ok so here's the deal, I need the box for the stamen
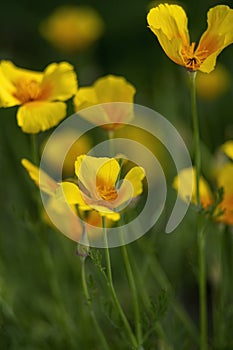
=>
[97,185,118,202]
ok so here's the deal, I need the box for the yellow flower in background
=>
[21,158,83,241]
[215,163,233,225]
[41,129,92,178]
[220,140,233,160]
[0,61,78,133]
[196,64,230,100]
[173,158,233,225]
[21,158,59,195]
[73,75,136,130]
[60,155,145,221]
[173,167,212,208]
[39,6,104,53]
[147,4,233,73]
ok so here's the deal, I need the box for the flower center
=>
[97,184,118,202]
[182,42,208,71]
[13,78,42,103]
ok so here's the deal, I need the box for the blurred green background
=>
[1,0,233,349]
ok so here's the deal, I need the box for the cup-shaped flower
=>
[60,155,145,221]
[0,61,78,133]
[21,158,83,241]
[39,6,104,53]
[73,75,136,130]
[173,167,212,208]
[147,4,233,73]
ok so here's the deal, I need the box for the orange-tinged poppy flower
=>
[73,75,136,130]
[147,4,233,73]
[60,155,145,221]
[0,61,78,133]
[39,6,104,53]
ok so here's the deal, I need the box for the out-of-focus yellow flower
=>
[173,167,212,208]
[196,64,230,100]
[147,4,233,73]
[215,163,233,225]
[0,61,78,133]
[220,140,233,160]
[41,129,92,177]
[173,160,233,225]
[73,75,136,130]
[21,158,59,195]
[115,124,168,183]
[21,158,83,241]
[60,155,145,221]
[39,6,104,53]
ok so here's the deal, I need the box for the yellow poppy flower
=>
[73,75,136,130]
[21,158,83,241]
[60,155,145,221]
[39,6,104,53]
[0,61,78,133]
[147,4,233,73]
[173,167,212,208]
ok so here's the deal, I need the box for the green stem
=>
[189,71,208,350]
[132,217,199,343]
[156,259,199,342]
[189,71,201,206]
[30,134,39,165]
[108,130,115,157]
[121,239,143,347]
[197,219,208,350]
[81,257,110,350]
[215,225,233,346]
[102,217,138,349]
[38,230,76,348]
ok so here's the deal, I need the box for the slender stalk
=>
[148,253,199,342]
[215,225,233,346]
[81,257,110,350]
[38,229,76,348]
[197,220,208,350]
[189,71,208,350]
[102,217,138,349]
[120,237,143,347]
[30,134,39,165]
[131,217,199,342]
[108,130,115,157]
[189,72,200,205]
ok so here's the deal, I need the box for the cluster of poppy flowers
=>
[0,2,233,241]
[0,58,143,241]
